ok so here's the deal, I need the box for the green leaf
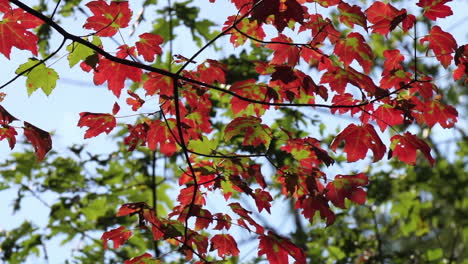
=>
[188,135,218,155]
[427,248,443,261]
[66,37,102,67]
[15,58,59,96]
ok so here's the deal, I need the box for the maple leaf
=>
[420,26,457,68]
[229,79,270,116]
[196,59,226,85]
[93,45,142,97]
[265,34,300,67]
[365,2,414,35]
[337,2,367,30]
[23,121,52,161]
[124,123,148,151]
[296,194,335,225]
[330,124,386,162]
[224,116,272,147]
[0,126,17,149]
[67,37,102,68]
[124,253,159,264]
[77,112,116,139]
[414,99,458,128]
[126,90,145,111]
[212,213,232,231]
[116,202,149,217]
[325,173,368,209]
[15,58,59,96]
[453,45,468,83]
[146,119,178,156]
[229,202,265,234]
[383,49,405,71]
[83,0,132,37]
[0,8,43,58]
[143,72,173,97]
[258,231,306,264]
[210,234,240,258]
[334,32,373,74]
[390,132,435,166]
[136,33,164,62]
[417,0,453,21]
[254,188,273,213]
[0,105,17,125]
[223,16,265,47]
[101,226,132,250]
[373,104,405,131]
[252,0,305,32]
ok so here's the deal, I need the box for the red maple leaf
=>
[146,119,178,156]
[101,226,132,250]
[252,0,305,32]
[224,116,272,147]
[136,33,164,62]
[210,234,240,258]
[258,231,306,264]
[296,194,335,226]
[390,132,435,166]
[116,202,148,217]
[420,26,457,68]
[83,0,132,37]
[229,202,265,234]
[417,0,453,21]
[334,32,373,74]
[373,104,405,131]
[325,173,368,209]
[93,45,143,97]
[254,188,273,213]
[365,2,415,35]
[23,122,52,161]
[266,34,300,67]
[454,45,468,83]
[337,2,367,30]
[124,123,148,151]
[0,8,43,58]
[196,59,226,85]
[126,90,145,111]
[143,72,173,97]
[0,105,17,125]
[77,112,116,139]
[414,99,458,128]
[223,16,265,47]
[383,49,405,71]
[330,124,386,162]
[229,79,270,116]
[0,126,17,149]
[124,253,154,264]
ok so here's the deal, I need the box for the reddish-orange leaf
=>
[420,26,457,68]
[83,0,132,37]
[197,59,226,85]
[229,202,264,234]
[383,49,405,71]
[417,0,453,21]
[223,16,265,47]
[124,253,158,264]
[93,46,142,97]
[453,45,467,83]
[212,213,232,231]
[143,72,173,97]
[0,8,43,58]
[265,34,300,67]
[77,112,116,139]
[0,0,10,12]
[390,132,435,166]
[177,186,205,206]
[194,208,212,231]
[124,123,148,151]
[23,122,52,161]
[325,173,368,209]
[224,116,272,147]
[136,33,164,62]
[229,79,270,116]
[258,231,306,264]
[334,32,373,74]
[365,2,414,35]
[337,2,367,30]
[296,194,335,226]
[101,226,132,250]
[254,188,273,213]
[116,202,148,217]
[373,104,405,131]
[146,119,177,156]
[0,126,17,149]
[330,124,386,162]
[210,234,240,258]
[126,90,145,111]
[414,99,458,128]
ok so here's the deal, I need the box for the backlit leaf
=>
[15,58,59,96]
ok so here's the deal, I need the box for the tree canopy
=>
[0,0,466,263]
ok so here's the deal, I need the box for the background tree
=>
[0,0,466,263]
